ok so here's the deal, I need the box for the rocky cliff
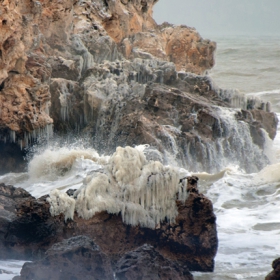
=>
[0,0,277,175]
[0,0,215,141]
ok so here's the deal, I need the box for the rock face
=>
[265,257,280,280]
[0,0,53,140]
[92,79,277,173]
[0,0,277,175]
[16,235,114,280]
[0,177,217,272]
[115,244,193,280]
[0,0,215,142]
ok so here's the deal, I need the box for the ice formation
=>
[47,189,76,221]
[48,146,189,228]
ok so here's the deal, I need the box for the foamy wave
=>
[28,147,106,180]
[254,162,280,184]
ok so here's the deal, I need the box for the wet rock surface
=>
[92,81,277,173]
[0,177,217,273]
[265,257,280,280]
[115,244,193,280]
[15,235,114,280]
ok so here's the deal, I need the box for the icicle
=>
[10,130,16,143]
[46,146,183,228]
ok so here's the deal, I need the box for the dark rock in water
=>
[15,235,114,280]
[66,189,77,197]
[265,257,280,280]
[0,178,217,272]
[63,177,217,272]
[115,244,193,280]
[0,183,59,260]
[0,183,33,257]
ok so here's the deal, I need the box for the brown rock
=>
[123,23,216,74]
[250,109,278,140]
[0,0,216,149]
[0,0,53,143]
[265,257,280,280]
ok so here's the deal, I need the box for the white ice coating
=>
[48,146,188,228]
[10,130,16,143]
[218,88,248,109]
[47,189,75,221]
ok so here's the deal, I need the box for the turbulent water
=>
[1,36,280,279]
[193,35,280,279]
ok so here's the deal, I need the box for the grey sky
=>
[153,0,280,38]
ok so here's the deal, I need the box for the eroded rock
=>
[0,0,216,148]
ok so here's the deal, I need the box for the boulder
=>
[0,183,59,259]
[265,257,280,280]
[15,235,114,280]
[115,244,193,280]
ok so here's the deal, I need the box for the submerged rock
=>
[115,244,193,280]
[265,257,280,280]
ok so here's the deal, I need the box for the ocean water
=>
[193,35,280,279]
[1,36,280,279]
